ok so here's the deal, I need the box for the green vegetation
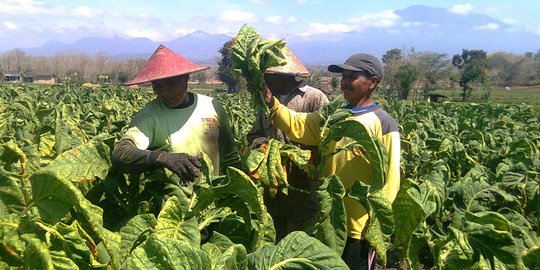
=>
[0,83,538,269]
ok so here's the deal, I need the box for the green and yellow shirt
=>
[121,92,239,174]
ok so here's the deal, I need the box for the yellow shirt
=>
[268,97,401,239]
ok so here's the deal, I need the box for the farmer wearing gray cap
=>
[252,53,401,270]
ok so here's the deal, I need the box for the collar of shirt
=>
[343,103,379,115]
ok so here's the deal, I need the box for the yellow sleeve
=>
[381,131,401,202]
[268,97,322,146]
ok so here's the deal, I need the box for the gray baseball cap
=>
[328,53,383,79]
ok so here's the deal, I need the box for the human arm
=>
[267,97,322,146]
[380,130,401,202]
[247,83,321,146]
[112,139,202,184]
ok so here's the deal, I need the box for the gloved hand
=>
[155,152,202,185]
[250,137,269,149]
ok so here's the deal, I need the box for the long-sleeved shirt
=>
[268,97,401,239]
[112,92,240,175]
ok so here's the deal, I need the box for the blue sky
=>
[1,0,539,49]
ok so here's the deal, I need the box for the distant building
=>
[2,70,21,82]
[22,69,57,84]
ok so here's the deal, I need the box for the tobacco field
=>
[0,83,538,269]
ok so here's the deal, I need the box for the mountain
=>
[15,5,540,65]
[24,31,231,64]
[289,5,540,65]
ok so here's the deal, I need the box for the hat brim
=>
[328,64,365,73]
[124,66,208,86]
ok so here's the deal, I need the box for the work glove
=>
[250,137,269,149]
[155,152,202,185]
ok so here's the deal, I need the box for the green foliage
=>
[1,82,538,269]
[230,25,287,116]
[395,63,419,100]
[452,49,488,101]
[387,99,539,269]
[217,39,240,93]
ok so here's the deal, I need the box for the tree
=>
[381,48,404,97]
[217,39,239,92]
[330,76,339,90]
[192,70,207,84]
[452,49,487,101]
[395,63,419,100]
[416,52,450,97]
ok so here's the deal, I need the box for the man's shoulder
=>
[373,107,398,134]
[193,92,213,102]
[300,84,326,95]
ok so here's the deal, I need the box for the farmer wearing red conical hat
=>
[247,45,329,241]
[113,45,240,197]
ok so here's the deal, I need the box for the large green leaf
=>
[348,180,394,266]
[44,140,111,184]
[213,244,248,270]
[437,211,527,270]
[29,170,121,268]
[122,234,211,270]
[119,214,157,261]
[193,167,273,251]
[523,247,540,270]
[306,175,347,255]
[246,231,348,269]
[230,25,286,116]
[51,221,105,268]
[0,168,26,214]
[320,120,388,190]
[450,177,519,213]
[156,196,200,247]
[21,234,78,270]
[30,171,80,223]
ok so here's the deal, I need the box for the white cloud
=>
[220,10,257,23]
[3,21,18,30]
[300,10,399,36]
[0,0,65,15]
[125,28,165,41]
[449,4,474,15]
[349,10,400,28]
[297,0,306,4]
[174,28,197,36]
[266,16,297,25]
[474,23,500,31]
[300,23,354,36]
[502,18,516,25]
[72,6,103,18]
[216,27,233,35]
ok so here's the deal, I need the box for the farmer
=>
[112,45,240,201]
[247,45,329,241]
[250,53,400,270]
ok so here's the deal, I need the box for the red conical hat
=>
[264,45,309,77]
[125,45,209,85]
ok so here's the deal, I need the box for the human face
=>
[152,75,189,108]
[340,70,378,107]
[264,73,297,95]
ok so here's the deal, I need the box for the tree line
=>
[2,44,540,101]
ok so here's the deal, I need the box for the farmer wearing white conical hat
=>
[247,45,329,242]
